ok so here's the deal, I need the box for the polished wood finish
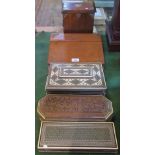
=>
[50,33,101,41]
[62,1,95,13]
[62,2,96,33]
[48,33,104,64]
[106,0,120,51]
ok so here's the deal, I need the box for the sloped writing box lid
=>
[48,33,104,64]
[45,62,107,92]
[62,2,96,14]
[38,121,118,153]
[37,94,113,121]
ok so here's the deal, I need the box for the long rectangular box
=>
[48,33,104,64]
[38,121,118,153]
[45,63,107,95]
[37,94,113,121]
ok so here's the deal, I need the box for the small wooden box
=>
[37,94,113,121]
[38,121,118,153]
[48,33,104,64]
[62,1,96,33]
[45,62,107,94]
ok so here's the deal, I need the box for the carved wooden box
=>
[48,33,104,64]
[62,1,96,33]
[45,63,107,94]
[37,94,113,121]
[38,121,118,153]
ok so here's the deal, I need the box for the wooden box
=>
[45,62,107,94]
[37,94,113,121]
[38,121,118,153]
[48,33,104,64]
[62,1,96,33]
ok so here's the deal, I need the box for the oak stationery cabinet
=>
[62,1,96,33]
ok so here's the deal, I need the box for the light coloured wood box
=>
[48,33,104,64]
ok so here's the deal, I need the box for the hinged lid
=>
[62,2,96,14]
[37,94,113,121]
[38,121,118,153]
[48,33,104,64]
[45,63,107,93]
[50,33,102,42]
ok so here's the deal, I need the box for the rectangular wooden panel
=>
[37,94,113,121]
[38,122,118,153]
[50,33,102,42]
[45,63,107,94]
[48,33,104,64]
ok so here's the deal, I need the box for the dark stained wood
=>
[48,33,104,64]
[106,0,120,51]
[37,94,113,121]
[62,2,95,13]
[62,1,96,33]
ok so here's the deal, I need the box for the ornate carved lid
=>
[37,94,113,121]
[45,63,107,92]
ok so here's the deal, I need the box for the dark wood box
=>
[48,33,104,64]
[62,1,96,33]
[45,62,107,95]
[38,121,118,153]
[37,94,113,121]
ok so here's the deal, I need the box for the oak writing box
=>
[48,33,104,64]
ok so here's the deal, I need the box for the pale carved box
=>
[37,94,113,121]
[38,121,118,153]
[45,63,107,94]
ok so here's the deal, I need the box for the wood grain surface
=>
[48,33,104,63]
[35,0,62,27]
[62,1,95,33]
[62,2,95,13]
